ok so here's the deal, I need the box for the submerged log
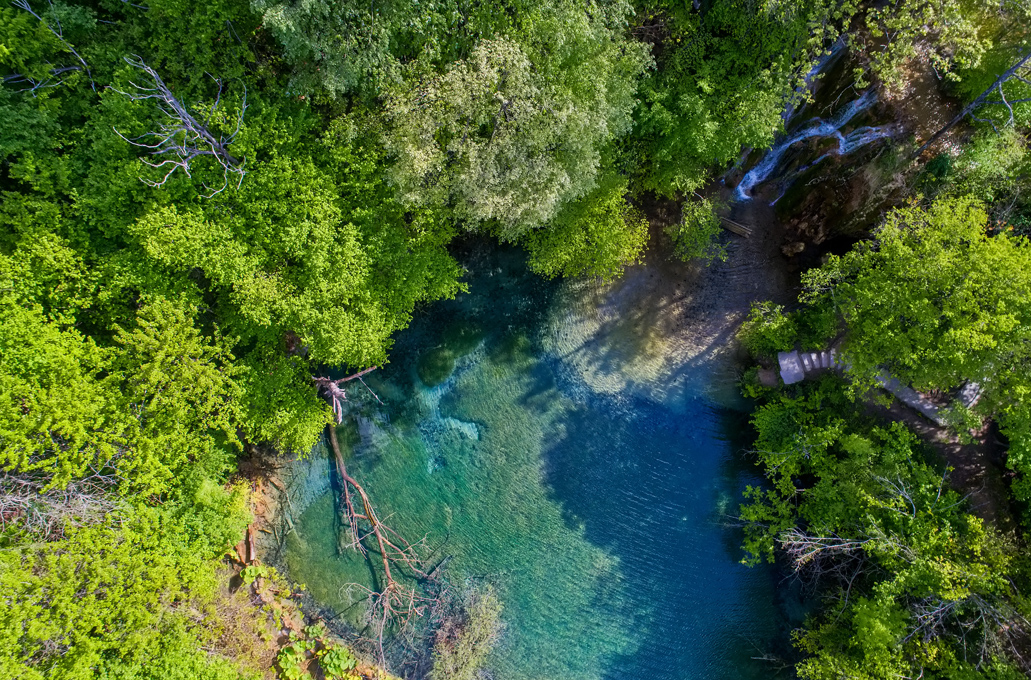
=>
[325,422,435,665]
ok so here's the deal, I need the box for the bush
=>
[665,196,726,264]
[737,301,798,358]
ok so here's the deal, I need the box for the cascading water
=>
[735,89,894,202]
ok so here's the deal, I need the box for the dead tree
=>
[0,471,119,540]
[904,594,1031,673]
[314,368,435,666]
[111,56,246,197]
[313,367,382,424]
[10,0,94,92]
[913,47,1031,158]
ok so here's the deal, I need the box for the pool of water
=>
[283,241,792,680]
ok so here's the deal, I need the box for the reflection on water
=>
[284,242,790,680]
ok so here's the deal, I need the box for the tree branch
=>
[111,56,246,197]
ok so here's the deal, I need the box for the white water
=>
[735,89,893,202]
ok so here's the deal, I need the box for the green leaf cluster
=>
[802,197,1031,496]
[742,377,1029,678]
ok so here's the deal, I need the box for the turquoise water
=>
[284,243,790,680]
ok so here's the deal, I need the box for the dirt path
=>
[864,398,1016,534]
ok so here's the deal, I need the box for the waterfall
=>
[735,89,894,202]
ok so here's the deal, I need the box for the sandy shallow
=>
[543,195,795,410]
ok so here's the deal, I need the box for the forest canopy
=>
[3,0,1031,677]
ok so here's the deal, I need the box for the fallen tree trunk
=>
[912,47,1031,159]
[325,421,434,665]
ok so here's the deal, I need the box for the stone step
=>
[800,353,814,371]
[957,381,983,408]
[778,351,805,385]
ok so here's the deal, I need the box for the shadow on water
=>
[539,387,791,680]
[283,239,795,680]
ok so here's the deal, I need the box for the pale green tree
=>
[386,20,648,238]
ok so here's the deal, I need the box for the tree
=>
[802,197,1031,496]
[521,172,648,279]
[859,0,1031,92]
[913,47,1031,157]
[741,380,1030,678]
[111,56,247,197]
[664,195,726,264]
[251,0,523,98]
[0,499,252,680]
[631,0,849,195]
[386,29,647,239]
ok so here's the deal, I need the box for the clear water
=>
[284,243,791,680]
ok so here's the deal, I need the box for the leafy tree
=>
[521,172,648,279]
[251,0,522,98]
[859,0,1031,91]
[741,379,1029,678]
[631,0,850,195]
[801,197,1031,494]
[0,497,251,680]
[736,301,798,358]
[665,195,726,263]
[386,23,648,238]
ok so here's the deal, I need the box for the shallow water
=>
[283,242,792,680]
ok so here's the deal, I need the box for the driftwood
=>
[315,368,435,666]
[720,216,753,237]
[326,423,434,665]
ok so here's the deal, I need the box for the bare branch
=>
[11,0,95,92]
[111,56,247,198]
[0,471,119,540]
[913,47,1031,157]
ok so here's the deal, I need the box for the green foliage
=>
[252,0,515,98]
[385,20,649,238]
[921,129,1030,207]
[741,377,1029,677]
[277,640,312,680]
[274,625,360,680]
[0,500,252,680]
[0,281,241,494]
[522,173,649,280]
[316,645,358,679]
[802,197,1031,492]
[632,0,851,195]
[665,196,726,263]
[859,0,1026,90]
[737,301,798,358]
[240,564,273,586]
